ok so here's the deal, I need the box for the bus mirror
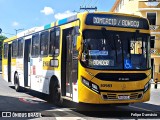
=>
[76,36,82,51]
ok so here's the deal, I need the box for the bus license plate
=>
[118,95,130,100]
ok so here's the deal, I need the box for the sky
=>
[0,0,116,37]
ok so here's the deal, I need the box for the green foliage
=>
[0,35,7,57]
[0,35,7,41]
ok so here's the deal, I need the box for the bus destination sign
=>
[85,14,149,29]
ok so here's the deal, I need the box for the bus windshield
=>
[81,30,150,70]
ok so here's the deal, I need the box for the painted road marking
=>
[19,96,46,104]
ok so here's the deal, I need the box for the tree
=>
[0,35,7,41]
[0,35,7,58]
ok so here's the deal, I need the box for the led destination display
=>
[85,13,149,29]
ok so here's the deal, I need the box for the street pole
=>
[15,28,24,35]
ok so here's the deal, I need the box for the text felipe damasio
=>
[131,112,158,117]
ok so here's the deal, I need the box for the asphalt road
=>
[0,74,160,120]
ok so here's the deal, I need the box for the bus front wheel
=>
[49,82,62,106]
[14,73,21,92]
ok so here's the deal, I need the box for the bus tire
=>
[14,73,21,92]
[49,81,63,106]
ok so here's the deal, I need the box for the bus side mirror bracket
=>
[76,36,82,51]
[76,36,82,60]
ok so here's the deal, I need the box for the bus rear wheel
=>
[14,73,21,92]
[49,82,62,106]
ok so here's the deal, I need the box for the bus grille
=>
[106,93,117,99]
[102,92,143,100]
[130,93,139,99]
[95,73,147,81]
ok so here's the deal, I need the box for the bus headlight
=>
[82,77,99,94]
[91,83,99,93]
[82,78,90,87]
[144,80,151,93]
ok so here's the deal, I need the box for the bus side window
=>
[12,40,18,58]
[55,29,60,55]
[49,30,55,55]
[31,34,40,57]
[40,31,49,57]
[18,38,24,58]
[3,43,8,59]
[49,28,60,56]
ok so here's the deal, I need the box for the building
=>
[111,0,160,81]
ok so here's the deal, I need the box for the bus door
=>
[65,30,78,98]
[8,44,11,82]
[24,39,31,87]
[66,34,72,97]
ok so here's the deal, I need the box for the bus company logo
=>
[101,84,112,88]
[2,112,11,117]
[121,84,126,90]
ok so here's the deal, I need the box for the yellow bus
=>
[2,12,151,105]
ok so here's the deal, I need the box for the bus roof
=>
[17,26,44,38]
[5,11,149,40]
[4,36,16,43]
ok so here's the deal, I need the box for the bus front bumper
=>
[78,84,150,104]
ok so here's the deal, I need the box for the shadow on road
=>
[5,85,160,119]
[9,86,49,102]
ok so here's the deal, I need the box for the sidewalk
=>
[151,83,160,89]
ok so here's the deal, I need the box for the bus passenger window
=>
[31,34,40,57]
[55,30,60,55]
[49,28,60,56]
[4,43,8,59]
[12,40,18,58]
[40,31,49,57]
[49,31,55,55]
[18,39,24,58]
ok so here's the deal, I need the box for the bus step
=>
[24,86,30,89]
[61,96,72,101]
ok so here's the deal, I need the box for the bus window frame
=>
[40,31,49,57]
[31,33,40,58]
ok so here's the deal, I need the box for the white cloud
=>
[12,21,19,26]
[41,7,54,15]
[54,10,76,20]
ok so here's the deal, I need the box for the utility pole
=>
[80,6,97,11]
[15,28,24,35]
